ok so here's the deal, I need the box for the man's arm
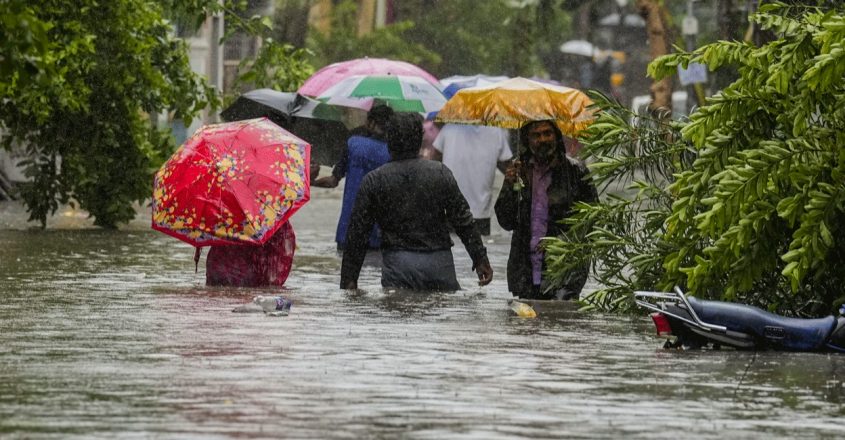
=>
[314,143,351,187]
[339,175,377,289]
[431,129,445,162]
[496,129,514,174]
[494,161,522,231]
[332,147,349,180]
[496,159,511,174]
[577,162,599,204]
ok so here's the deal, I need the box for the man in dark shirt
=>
[340,113,493,291]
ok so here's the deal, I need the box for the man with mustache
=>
[495,120,598,300]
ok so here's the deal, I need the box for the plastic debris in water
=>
[508,299,537,318]
[232,295,292,316]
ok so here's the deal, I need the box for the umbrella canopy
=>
[317,74,447,114]
[440,74,510,88]
[441,75,509,99]
[559,40,597,57]
[435,77,594,137]
[221,89,344,124]
[299,57,440,97]
[152,118,310,247]
[220,89,360,165]
[598,12,646,28]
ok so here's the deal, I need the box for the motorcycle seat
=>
[687,297,836,350]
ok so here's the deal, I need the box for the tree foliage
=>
[0,0,216,228]
[546,3,845,316]
[307,0,441,70]
[396,0,571,78]
[544,92,691,312]
[0,0,315,228]
[302,0,573,79]
[219,1,314,97]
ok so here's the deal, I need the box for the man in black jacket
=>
[340,113,493,291]
[495,120,598,300]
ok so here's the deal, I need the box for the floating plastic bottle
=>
[253,295,292,316]
[508,299,537,318]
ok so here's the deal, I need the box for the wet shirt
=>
[340,158,487,286]
[530,162,552,285]
[205,221,295,287]
[335,135,390,248]
[433,124,512,219]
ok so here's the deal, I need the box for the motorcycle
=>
[634,287,845,352]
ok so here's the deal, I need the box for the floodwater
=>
[1,186,845,439]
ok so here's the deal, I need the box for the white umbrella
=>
[598,13,646,28]
[440,74,510,88]
[559,40,597,57]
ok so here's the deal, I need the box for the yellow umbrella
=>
[435,77,593,137]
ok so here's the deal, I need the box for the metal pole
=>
[208,2,225,123]
[683,0,702,113]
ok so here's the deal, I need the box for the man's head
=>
[386,113,423,159]
[520,120,563,164]
[366,104,395,135]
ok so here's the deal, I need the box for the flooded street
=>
[2,186,845,439]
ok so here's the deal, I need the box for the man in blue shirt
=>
[314,105,394,250]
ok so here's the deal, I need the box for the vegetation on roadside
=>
[0,0,216,228]
[0,0,314,228]
[545,3,845,316]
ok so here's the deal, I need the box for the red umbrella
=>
[152,118,310,247]
[298,57,440,97]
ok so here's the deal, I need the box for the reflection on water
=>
[1,195,845,439]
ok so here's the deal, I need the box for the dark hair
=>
[518,120,565,159]
[386,113,423,157]
[367,104,394,130]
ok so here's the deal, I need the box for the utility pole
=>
[208,1,225,122]
[682,0,706,112]
[358,0,376,36]
[375,0,387,29]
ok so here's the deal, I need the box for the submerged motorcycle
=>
[634,287,845,352]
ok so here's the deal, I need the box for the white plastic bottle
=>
[253,295,292,316]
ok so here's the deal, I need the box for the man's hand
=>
[309,163,321,183]
[313,175,339,188]
[503,160,523,185]
[474,257,493,286]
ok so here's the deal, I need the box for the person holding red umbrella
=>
[152,118,311,287]
[204,221,296,287]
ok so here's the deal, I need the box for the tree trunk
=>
[357,0,376,36]
[636,0,672,113]
[308,0,333,34]
[273,0,311,47]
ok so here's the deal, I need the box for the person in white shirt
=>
[432,124,513,235]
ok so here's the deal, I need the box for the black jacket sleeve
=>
[442,167,487,267]
[339,175,376,287]
[495,179,520,231]
[577,161,599,204]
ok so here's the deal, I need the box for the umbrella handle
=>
[194,247,202,273]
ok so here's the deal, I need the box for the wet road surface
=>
[1,186,844,439]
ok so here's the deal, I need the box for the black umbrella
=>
[221,89,355,165]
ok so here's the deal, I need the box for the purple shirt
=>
[530,163,552,285]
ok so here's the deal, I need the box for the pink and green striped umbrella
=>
[298,57,440,97]
[317,74,447,114]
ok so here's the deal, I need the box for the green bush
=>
[546,3,845,316]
